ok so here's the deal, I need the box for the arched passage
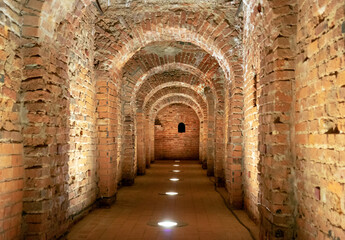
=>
[3,1,242,238]
[141,95,207,170]
[118,39,226,185]
[2,0,343,239]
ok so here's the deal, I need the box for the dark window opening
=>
[155,118,162,126]
[178,122,185,133]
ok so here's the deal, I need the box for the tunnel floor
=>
[65,160,259,240]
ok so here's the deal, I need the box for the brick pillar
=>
[96,77,118,204]
[205,88,215,176]
[21,37,72,239]
[201,120,208,169]
[215,111,225,185]
[121,108,136,185]
[0,12,24,239]
[227,69,244,208]
[19,2,55,238]
[257,2,297,238]
[199,121,204,163]
[144,116,151,167]
[149,118,155,162]
[136,112,146,175]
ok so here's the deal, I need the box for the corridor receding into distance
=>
[0,0,344,239]
[66,160,258,240]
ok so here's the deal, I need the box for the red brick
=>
[25,0,44,11]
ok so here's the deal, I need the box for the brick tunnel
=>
[0,0,344,239]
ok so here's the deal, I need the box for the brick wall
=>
[95,25,122,200]
[243,0,270,226]
[2,1,344,239]
[65,10,98,220]
[243,0,345,238]
[295,0,345,238]
[0,1,24,239]
[20,1,99,238]
[242,1,263,223]
[243,0,298,238]
[225,64,244,208]
[155,104,200,160]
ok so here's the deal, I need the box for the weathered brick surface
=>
[20,1,99,238]
[3,0,344,239]
[225,63,244,208]
[243,0,297,238]
[95,25,121,197]
[295,0,345,239]
[0,1,24,239]
[242,0,345,238]
[2,0,243,238]
[242,1,264,224]
[64,9,98,220]
[154,104,200,160]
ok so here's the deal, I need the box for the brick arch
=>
[138,79,208,110]
[19,0,89,41]
[22,2,232,120]
[121,41,224,105]
[117,33,228,115]
[131,62,217,105]
[148,94,204,121]
[112,30,230,179]
[94,22,235,151]
[96,10,241,81]
[134,70,215,111]
[142,87,208,119]
[94,11,236,152]
[123,41,222,78]
[141,82,208,111]
[118,39,227,184]
[134,91,207,180]
[122,42,225,129]
[122,63,221,184]
[24,1,242,80]
[151,101,203,124]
